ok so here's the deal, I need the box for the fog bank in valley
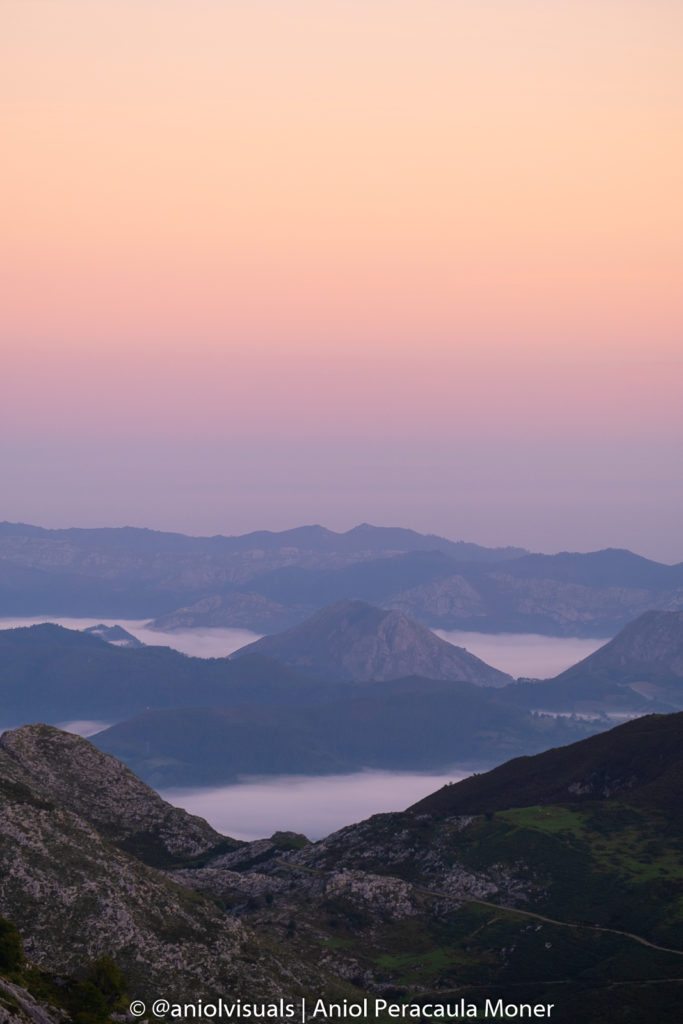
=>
[0,616,262,658]
[161,769,473,842]
[435,630,607,679]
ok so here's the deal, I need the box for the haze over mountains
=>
[3,521,683,636]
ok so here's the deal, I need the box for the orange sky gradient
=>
[2,1,682,556]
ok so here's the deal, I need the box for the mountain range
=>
[3,521,683,636]
[2,714,682,1023]
[0,606,582,785]
[97,600,683,784]
[3,605,683,786]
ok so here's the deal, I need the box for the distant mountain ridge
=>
[96,609,683,785]
[0,519,527,560]
[3,520,682,635]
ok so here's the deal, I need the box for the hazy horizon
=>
[3,1,682,564]
[3,449,683,565]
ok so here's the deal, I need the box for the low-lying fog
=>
[0,616,608,677]
[0,616,261,658]
[435,630,606,678]
[161,769,474,842]
[1,616,610,841]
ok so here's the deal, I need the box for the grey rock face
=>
[0,727,301,1002]
[0,978,63,1024]
[0,726,224,863]
[576,610,683,676]
[148,592,290,631]
[231,600,512,686]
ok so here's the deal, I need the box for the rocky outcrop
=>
[0,726,227,864]
[282,812,527,904]
[0,977,63,1024]
[483,574,676,633]
[386,575,487,621]
[0,727,307,1002]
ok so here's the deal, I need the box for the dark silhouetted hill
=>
[408,712,683,817]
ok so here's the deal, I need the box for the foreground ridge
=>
[2,716,683,1023]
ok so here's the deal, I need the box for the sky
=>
[3,1,683,560]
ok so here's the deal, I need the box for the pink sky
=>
[2,1,682,558]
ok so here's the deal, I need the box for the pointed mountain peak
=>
[230,599,511,686]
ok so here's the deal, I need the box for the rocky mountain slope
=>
[505,610,683,715]
[0,726,338,1006]
[229,600,512,685]
[227,713,683,1021]
[559,609,683,677]
[3,719,683,1023]
[0,725,229,866]
[407,711,683,816]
